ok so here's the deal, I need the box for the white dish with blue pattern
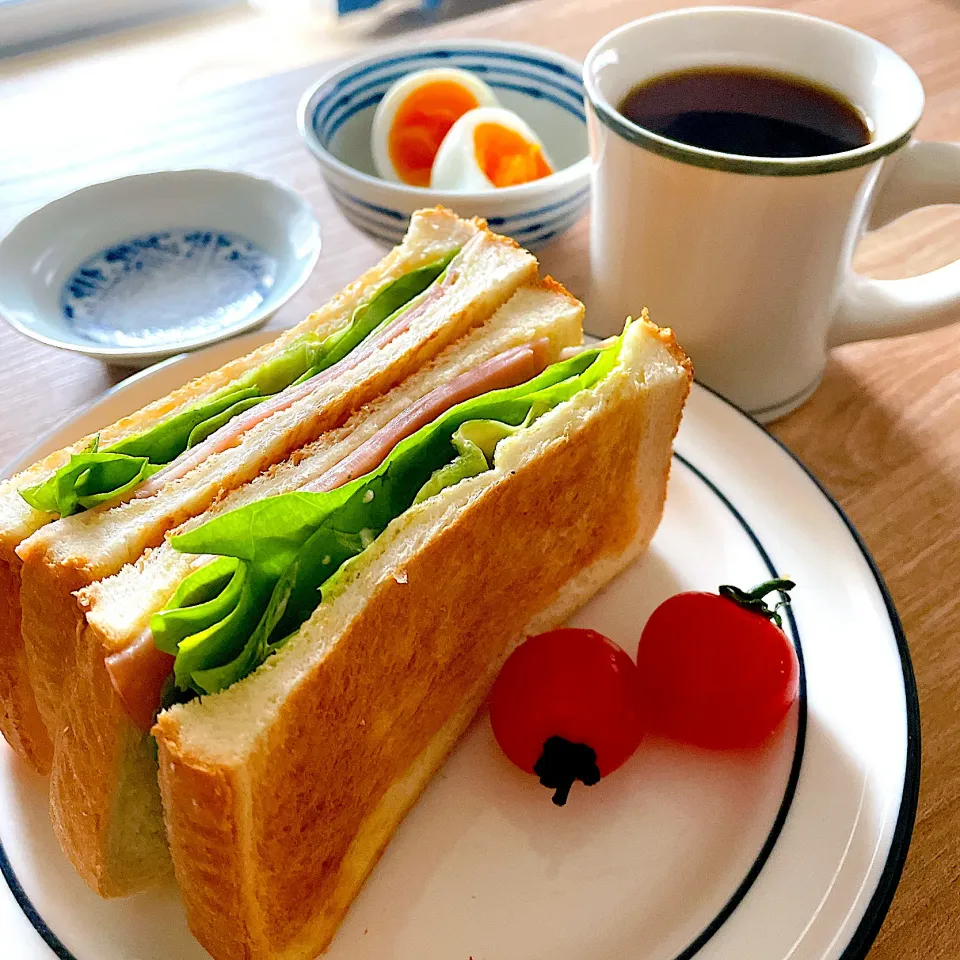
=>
[298,41,591,250]
[0,170,322,365]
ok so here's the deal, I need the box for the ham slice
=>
[303,338,550,493]
[107,338,552,731]
[134,265,460,500]
[105,630,175,733]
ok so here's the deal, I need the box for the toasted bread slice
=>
[0,207,482,774]
[50,281,584,898]
[15,220,538,762]
[154,317,691,960]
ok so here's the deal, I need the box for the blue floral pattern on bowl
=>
[61,229,277,349]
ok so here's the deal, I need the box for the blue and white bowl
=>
[0,169,321,366]
[298,41,591,250]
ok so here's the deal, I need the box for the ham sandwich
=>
[0,206,692,960]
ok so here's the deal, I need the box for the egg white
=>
[430,106,554,192]
[371,68,499,184]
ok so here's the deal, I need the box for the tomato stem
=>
[718,578,795,627]
[533,736,601,806]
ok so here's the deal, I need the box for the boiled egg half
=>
[430,106,554,191]
[371,68,499,187]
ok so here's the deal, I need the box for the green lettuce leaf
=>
[19,436,97,514]
[151,556,241,655]
[233,251,456,395]
[108,387,261,462]
[185,396,266,448]
[288,253,457,387]
[18,387,255,517]
[411,417,528,505]
[157,332,625,695]
[170,565,272,690]
[18,252,458,519]
[19,441,164,517]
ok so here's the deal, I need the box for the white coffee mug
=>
[583,6,960,421]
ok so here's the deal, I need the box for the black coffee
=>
[618,67,871,158]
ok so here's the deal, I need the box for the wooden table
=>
[1,0,958,955]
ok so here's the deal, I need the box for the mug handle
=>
[830,140,960,346]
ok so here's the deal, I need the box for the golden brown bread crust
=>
[48,623,170,895]
[303,511,669,958]
[157,744,259,957]
[0,558,51,772]
[154,329,691,959]
[44,282,583,900]
[638,308,695,379]
[539,273,578,302]
[18,558,91,749]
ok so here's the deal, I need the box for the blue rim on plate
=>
[750,404,921,960]
[0,384,920,960]
[670,453,807,960]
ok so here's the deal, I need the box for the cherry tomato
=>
[635,579,799,749]
[490,628,645,805]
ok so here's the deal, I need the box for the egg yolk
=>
[389,81,480,187]
[473,122,553,188]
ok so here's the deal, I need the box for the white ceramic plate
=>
[0,333,918,960]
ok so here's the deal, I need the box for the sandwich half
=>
[53,280,584,897]
[3,208,537,774]
[149,315,691,959]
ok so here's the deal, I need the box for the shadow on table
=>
[771,338,960,589]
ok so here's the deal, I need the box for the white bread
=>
[0,207,481,774]
[47,281,585,898]
[14,218,538,761]
[154,317,692,959]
